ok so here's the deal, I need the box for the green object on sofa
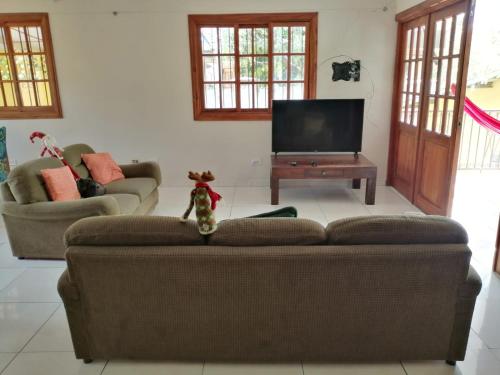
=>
[247,206,298,218]
[0,127,10,182]
[0,144,162,259]
[58,215,481,364]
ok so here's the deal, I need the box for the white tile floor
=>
[0,182,499,374]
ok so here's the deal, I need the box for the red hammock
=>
[452,84,500,135]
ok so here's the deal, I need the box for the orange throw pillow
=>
[82,152,125,185]
[41,166,81,202]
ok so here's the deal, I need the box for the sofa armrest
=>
[0,195,120,220]
[459,265,482,299]
[119,162,162,186]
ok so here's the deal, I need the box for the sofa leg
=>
[445,360,456,366]
[83,359,93,364]
[17,257,25,260]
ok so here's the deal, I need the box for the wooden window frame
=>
[0,13,62,119]
[188,13,318,121]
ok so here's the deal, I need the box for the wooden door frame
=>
[494,215,500,273]
[387,0,476,216]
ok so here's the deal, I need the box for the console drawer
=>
[305,169,344,178]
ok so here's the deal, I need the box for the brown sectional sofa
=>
[58,215,481,364]
[0,144,161,259]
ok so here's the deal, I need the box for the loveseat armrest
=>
[119,162,162,186]
[0,195,120,220]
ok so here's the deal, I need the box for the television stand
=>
[270,154,377,205]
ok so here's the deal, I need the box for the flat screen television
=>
[272,99,365,153]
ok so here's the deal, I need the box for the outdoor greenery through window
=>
[0,13,62,119]
[189,13,318,120]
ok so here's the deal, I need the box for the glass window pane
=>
[202,56,219,82]
[27,26,44,53]
[10,26,28,53]
[291,55,304,81]
[411,27,418,59]
[408,61,415,92]
[32,55,49,80]
[254,57,268,82]
[291,26,306,53]
[416,61,423,93]
[3,82,17,106]
[221,83,236,108]
[0,27,7,53]
[273,27,288,53]
[400,93,406,122]
[218,27,234,54]
[443,17,453,56]
[439,59,448,95]
[239,57,253,82]
[220,56,235,82]
[14,55,33,80]
[203,83,220,109]
[435,98,445,134]
[273,55,288,81]
[36,81,52,106]
[254,83,268,108]
[449,58,460,96]
[253,28,268,54]
[290,82,304,99]
[403,62,409,92]
[405,29,412,60]
[430,60,438,94]
[412,95,420,127]
[0,89,4,107]
[418,26,426,58]
[444,99,455,137]
[20,81,36,106]
[273,83,287,100]
[0,56,12,80]
[453,14,465,55]
[433,20,442,57]
[239,28,252,55]
[406,94,413,124]
[240,84,253,109]
[426,97,435,131]
[201,27,218,54]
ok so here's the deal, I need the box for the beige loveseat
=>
[58,215,481,365]
[0,144,161,259]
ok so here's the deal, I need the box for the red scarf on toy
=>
[196,182,222,210]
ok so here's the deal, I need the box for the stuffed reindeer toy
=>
[180,171,222,235]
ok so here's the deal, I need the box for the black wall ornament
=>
[332,60,361,82]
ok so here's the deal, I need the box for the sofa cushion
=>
[326,215,468,245]
[62,144,94,179]
[7,158,64,204]
[208,218,326,246]
[105,177,157,202]
[107,194,140,214]
[65,216,205,247]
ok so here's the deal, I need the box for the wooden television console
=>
[270,154,377,205]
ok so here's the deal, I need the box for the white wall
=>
[397,0,423,13]
[0,0,397,186]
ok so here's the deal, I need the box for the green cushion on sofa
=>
[105,177,157,202]
[7,158,64,204]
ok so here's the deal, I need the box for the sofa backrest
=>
[7,157,63,204]
[62,144,95,179]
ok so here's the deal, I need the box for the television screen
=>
[272,99,365,153]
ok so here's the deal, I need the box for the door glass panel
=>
[430,60,438,94]
[453,13,465,55]
[406,94,414,124]
[409,61,415,91]
[400,93,407,122]
[427,97,435,131]
[405,29,412,60]
[449,58,460,95]
[418,26,426,58]
[412,95,420,127]
[439,59,448,95]
[434,20,442,57]
[411,27,418,59]
[443,17,453,56]
[435,98,445,134]
[416,61,423,93]
[444,99,455,137]
[403,62,409,92]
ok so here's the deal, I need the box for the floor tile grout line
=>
[0,302,60,374]
[301,361,305,375]
[201,361,205,375]
[0,268,28,294]
[99,360,109,374]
